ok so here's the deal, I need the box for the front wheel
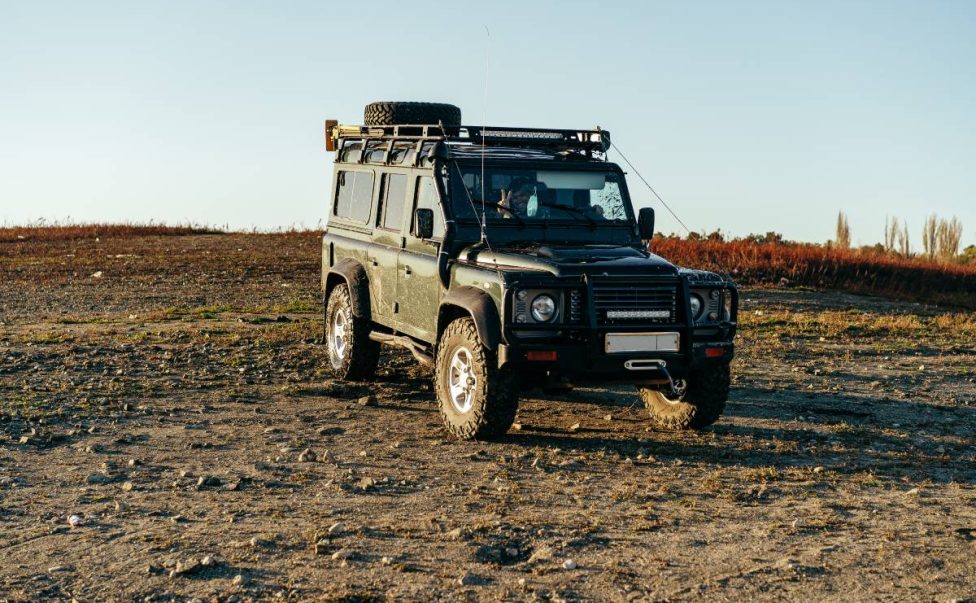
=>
[638,364,730,430]
[435,317,519,440]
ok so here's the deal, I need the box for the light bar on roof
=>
[481,130,565,139]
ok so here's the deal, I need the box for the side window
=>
[414,176,445,239]
[380,174,408,231]
[333,170,374,223]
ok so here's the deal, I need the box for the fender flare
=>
[324,258,371,319]
[438,286,502,351]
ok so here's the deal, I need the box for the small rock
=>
[91,271,103,278]
[906,487,920,496]
[357,395,377,407]
[121,481,134,492]
[381,556,393,565]
[568,422,581,433]
[562,559,577,570]
[232,574,245,586]
[314,539,330,555]
[200,554,216,567]
[511,422,522,431]
[445,527,464,540]
[196,475,221,489]
[298,448,317,462]
[603,414,613,422]
[812,466,825,474]
[67,514,83,527]
[86,473,110,485]
[128,458,141,467]
[775,557,799,571]
[457,570,476,585]
[358,477,376,491]
[179,469,194,478]
[505,547,520,558]
[328,522,345,535]
[331,548,352,560]
[791,518,803,529]
[113,500,128,512]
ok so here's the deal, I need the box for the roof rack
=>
[325,122,611,159]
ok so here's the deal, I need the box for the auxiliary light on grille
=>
[606,310,671,320]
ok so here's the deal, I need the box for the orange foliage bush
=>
[652,237,976,309]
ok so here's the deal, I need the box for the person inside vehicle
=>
[498,178,536,218]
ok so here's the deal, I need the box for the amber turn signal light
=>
[324,119,338,151]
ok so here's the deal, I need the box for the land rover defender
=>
[321,101,738,440]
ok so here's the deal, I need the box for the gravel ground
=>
[1,233,974,602]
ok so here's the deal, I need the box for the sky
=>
[1,0,974,247]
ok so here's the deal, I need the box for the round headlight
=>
[689,294,704,319]
[530,294,557,322]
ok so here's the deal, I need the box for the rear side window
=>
[414,176,445,239]
[334,170,374,222]
[380,174,408,231]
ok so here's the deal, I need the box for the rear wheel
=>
[435,317,518,440]
[324,285,380,380]
[638,364,730,430]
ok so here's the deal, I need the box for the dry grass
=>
[0,222,224,242]
[653,237,976,309]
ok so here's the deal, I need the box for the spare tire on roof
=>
[364,101,462,126]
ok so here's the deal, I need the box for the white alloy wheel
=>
[331,308,348,360]
[448,346,477,413]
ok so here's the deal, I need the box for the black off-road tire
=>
[364,101,462,126]
[638,364,730,430]
[324,285,380,381]
[435,318,519,440]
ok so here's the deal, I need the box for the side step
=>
[368,331,433,367]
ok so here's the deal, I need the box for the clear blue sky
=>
[2,0,974,247]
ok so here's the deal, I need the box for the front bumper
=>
[497,327,735,383]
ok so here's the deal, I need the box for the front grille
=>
[591,282,678,325]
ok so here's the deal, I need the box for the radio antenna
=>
[479,25,490,243]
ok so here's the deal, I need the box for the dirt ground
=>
[1,232,975,602]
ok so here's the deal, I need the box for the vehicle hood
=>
[459,243,678,278]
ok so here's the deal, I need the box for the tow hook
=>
[624,359,681,397]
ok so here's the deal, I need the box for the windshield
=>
[450,165,631,225]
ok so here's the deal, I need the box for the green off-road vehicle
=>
[321,101,738,440]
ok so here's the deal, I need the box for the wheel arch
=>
[325,258,371,319]
[437,286,502,351]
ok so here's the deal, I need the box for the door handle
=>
[403,266,412,275]
[370,258,378,266]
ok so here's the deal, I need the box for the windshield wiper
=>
[478,201,527,228]
[536,201,597,227]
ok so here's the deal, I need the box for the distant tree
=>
[706,228,725,242]
[884,216,897,252]
[960,244,976,264]
[922,214,938,258]
[936,216,963,259]
[897,221,910,256]
[835,211,851,249]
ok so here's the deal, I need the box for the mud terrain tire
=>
[364,101,462,126]
[638,364,730,430]
[324,284,380,380]
[435,317,518,440]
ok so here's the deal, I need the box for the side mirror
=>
[638,207,655,239]
[414,208,434,239]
